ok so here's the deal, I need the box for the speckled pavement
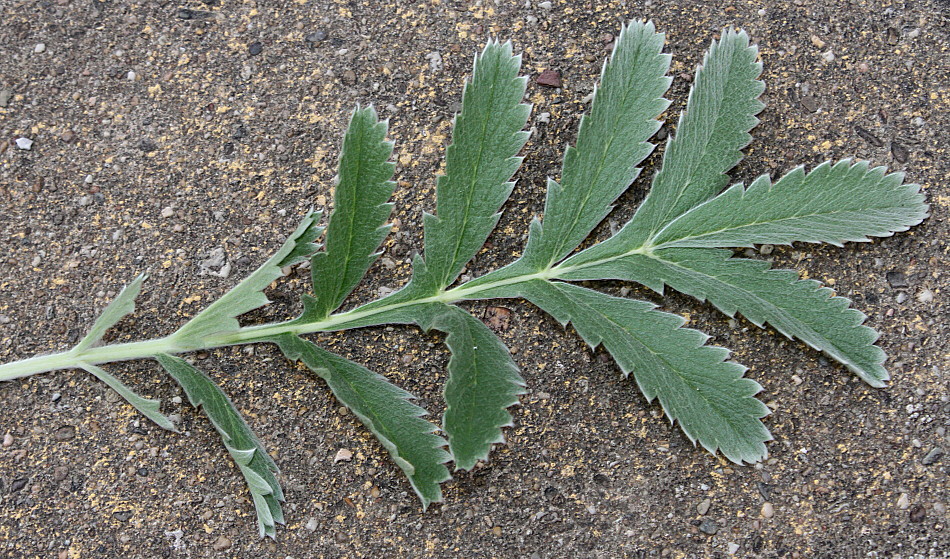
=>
[0,1,947,557]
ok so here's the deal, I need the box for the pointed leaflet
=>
[74,273,147,352]
[273,334,451,508]
[415,304,525,470]
[650,160,929,249]
[517,280,770,464]
[171,212,323,348]
[595,28,764,256]
[522,20,671,268]
[81,363,177,431]
[559,248,891,386]
[309,106,396,319]
[416,40,530,292]
[154,354,284,538]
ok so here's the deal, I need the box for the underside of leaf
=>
[74,273,147,352]
[651,160,929,249]
[560,248,890,386]
[172,212,323,348]
[309,105,396,319]
[415,39,531,293]
[416,304,525,471]
[518,280,770,464]
[273,334,451,508]
[521,20,671,268]
[81,363,177,432]
[155,354,284,538]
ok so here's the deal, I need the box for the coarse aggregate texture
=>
[0,0,947,557]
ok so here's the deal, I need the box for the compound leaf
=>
[416,39,530,292]
[273,334,451,508]
[154,353,284,538]
[309,106,396,319]
[172,212,323,348]
[651,160,929,249]
[81,363,177,432]
[74,274,147,352]
[518,280,770,464]
[522,20,671,268]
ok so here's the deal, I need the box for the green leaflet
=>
[650,160,929,249]
[516,280,770,464]
[557,248,891,387]
[155,353,284,538]
[586,28,764,258]
[74,273,147,352]
[81,363,177,431]
[521,20,671,269]
[415,39,531,292]
[172,211,323,348]
[309,106,396,319]
[273,334,451,508]
[416,304,525,471]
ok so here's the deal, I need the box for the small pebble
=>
[727,542,740,555]
[491,525,502,537]
[921,447,944,465]
[821,50,835,62]
[342,69,357,85]
[0,89,10,107]
[248,42,263,56]
[761,502,775,518]
[305,30,328,43]
[160,206,174,218]
[897,493,910,510]
[54,425,76,441]
[697,498,711,515]
[916,288,934,304]
[15,137,33,150]
[909,504,926,523]
[305,517,318,532]
[538,1,552,8]
[800,95,819,113]
[34,43,46,54]
[211,536,232,551]
[334,448,353,463]
[2,433,13,447]
[536,69,561,88]
[699,518,718,535]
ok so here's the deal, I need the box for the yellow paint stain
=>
[52,278,66,285]
[162,260,172,269]
[147,84,162,97]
